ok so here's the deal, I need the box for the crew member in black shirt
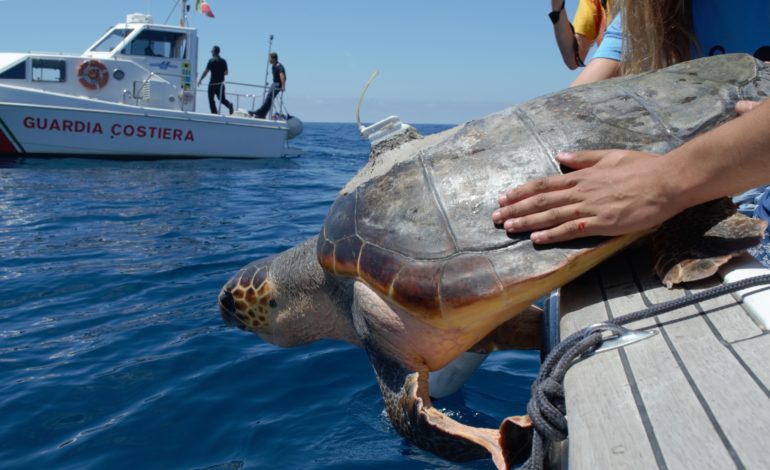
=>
[250,52,286,119]
[198,46,234,114]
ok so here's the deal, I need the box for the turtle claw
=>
[659,255,733,288]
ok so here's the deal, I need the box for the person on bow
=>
[250,52,286,119]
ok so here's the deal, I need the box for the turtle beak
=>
[218,286,240,328]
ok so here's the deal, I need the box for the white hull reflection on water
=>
[0,123,538,469]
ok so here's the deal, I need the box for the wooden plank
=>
[733,334,770,390]
[564,351,660,469]
[562,252,659,469]
[560,246,770,469]
[601,255,736,469]
[641,280,770,469]
[560,269,610,337]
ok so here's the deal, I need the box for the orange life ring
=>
[77,60,109,90]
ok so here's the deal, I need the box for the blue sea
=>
[0,123,539,469]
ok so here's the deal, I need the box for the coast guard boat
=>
[0,1,302,159]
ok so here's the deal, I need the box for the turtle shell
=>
[317,54,768,321]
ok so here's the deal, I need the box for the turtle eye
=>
[269,299,277,308]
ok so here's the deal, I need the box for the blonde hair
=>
[620,0,700,75]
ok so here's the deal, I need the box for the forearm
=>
[661,100,770,213]
[551,1,579,69]
[570,58,620,86]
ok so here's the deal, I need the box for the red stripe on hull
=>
[0,127,18,154]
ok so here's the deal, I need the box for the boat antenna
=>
[165,0,181,25]
[176,0,188,27]
[262,34,274,102]
[356,70,380,133]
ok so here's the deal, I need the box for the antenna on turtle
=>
[356,70,380,134]
[355,71,417,147]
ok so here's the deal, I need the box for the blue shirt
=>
[592,15,622,60]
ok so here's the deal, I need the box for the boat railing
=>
[127,70,289,118]
[200,80,289,119]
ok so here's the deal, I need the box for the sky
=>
[0,0,589,124]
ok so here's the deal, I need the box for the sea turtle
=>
[218,54,769,468]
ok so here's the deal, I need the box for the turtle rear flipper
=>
[653,198,768,287]
[471,305,544,353]
[365,343,532,469]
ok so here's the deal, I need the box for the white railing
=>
[200,80,288,118]
[125,70,289,118]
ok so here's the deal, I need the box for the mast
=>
[180,0,189,26]
[262,34,274,102]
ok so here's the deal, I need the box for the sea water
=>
[0,123,539,469]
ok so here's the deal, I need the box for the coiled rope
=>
[521,274,770,470]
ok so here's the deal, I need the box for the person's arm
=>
[570,57,620,86]
[575,34,593,63]
[551,0,583,69]
[570,14,622,86]
[198,68,209,85]
[279,70,286,91]
[491,100,770,244]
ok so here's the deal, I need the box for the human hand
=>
[492,150,680,244]
[736,100,763,115]
[736,62,769,114]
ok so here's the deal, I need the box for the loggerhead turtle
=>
[218,54,769,468]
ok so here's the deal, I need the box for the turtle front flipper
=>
[365,343,532,469]
[652,198,768,287]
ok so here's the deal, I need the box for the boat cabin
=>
[0,13,199,112]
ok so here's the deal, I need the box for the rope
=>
[521,273,770,470]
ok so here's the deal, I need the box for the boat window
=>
[126,30,187,59]
[92,28,132,53]
[31,59,66,82]
[0,60,26,79]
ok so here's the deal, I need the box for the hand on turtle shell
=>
[492,149,682,244]
[736,99,763,116]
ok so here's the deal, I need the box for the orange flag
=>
[195,0,215,18]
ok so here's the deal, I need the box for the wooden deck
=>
[556,246,770,469]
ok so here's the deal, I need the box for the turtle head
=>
[218,256,280,339]
[218,236,357,347]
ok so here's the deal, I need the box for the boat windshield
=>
[123,30,188,59]
[92,28,133,53]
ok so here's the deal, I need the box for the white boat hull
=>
[0,89,298,159]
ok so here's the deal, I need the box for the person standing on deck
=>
[250,52,286,119]
[198,46,234,115]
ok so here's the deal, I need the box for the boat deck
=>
[556,246,770,469]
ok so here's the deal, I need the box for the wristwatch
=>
[549,1,565,24]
